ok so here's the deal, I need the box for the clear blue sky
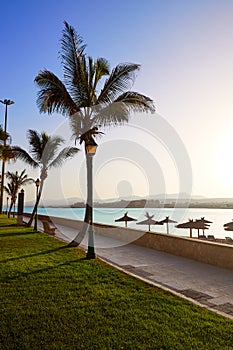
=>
[1,0,233,203]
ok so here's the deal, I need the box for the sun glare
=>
[215,132,233,192]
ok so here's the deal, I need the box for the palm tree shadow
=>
[0,245,69,264]
[0,230,35,238]
[3,257,88,282]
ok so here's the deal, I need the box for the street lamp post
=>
[85,138,97,259]
[34,178,40,231]
[0,99,14,214]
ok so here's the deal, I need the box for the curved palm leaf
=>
[27,129,48,161]
[41,135,64,167]
[97,63,141,105]
[49,147,79,168]
[60,21,86,90]
[0,125,11,143]
[12,146,39,168]
[0,145,16,162]
[35,70,78,115]
[115,91,155,113]
[89,57,110,104]
[91,101,129,128]
[4,182,14,196]
[69,110,93,139]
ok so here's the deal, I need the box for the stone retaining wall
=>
[23,213,233,270]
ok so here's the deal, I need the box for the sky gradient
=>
[1,0,233,203]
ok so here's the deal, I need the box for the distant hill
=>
[25,193,233,209]
[25,197,82,207]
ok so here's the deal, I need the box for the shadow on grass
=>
[0,246,69,264]
[0,231,36,238]
[2,257,88,282]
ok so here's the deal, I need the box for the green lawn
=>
[0,215,232,350]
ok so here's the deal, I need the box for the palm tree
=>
[4,169,34,217]
[4,182,16,217]
[34,21,155,245]
[12,129,79,226]
[0,125,15,213]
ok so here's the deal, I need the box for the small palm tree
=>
[34,21,155,245]
[0,125,15,213]
[12,129,79,226]
[4,169,34,217]
[4,182,16,217]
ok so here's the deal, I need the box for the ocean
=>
[23,206,233,239]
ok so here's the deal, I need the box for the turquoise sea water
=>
[23,206,233,239]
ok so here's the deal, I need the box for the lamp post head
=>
[35,178,40,188]
[0,99,14,106]
[85,138,98,156]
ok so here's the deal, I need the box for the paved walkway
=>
[38,220,233,320]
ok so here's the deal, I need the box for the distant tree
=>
[12,130,79,226]
[0,124,15,214]
[34,21,155,245]
[4,169,34,217]
[4,182,15,216]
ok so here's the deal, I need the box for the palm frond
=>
[40,135,64,167]
[87,57,110,104]
[11,146,39,168]
[115,91,155,113]
[59,22,90,109]
[27,130,45,161]
[49,147,79,168]
[4,182,15,197]
[0,125,11,144]
[69,110,93,140]
[92,101,129,127]
[60,21,86,88]
[0,145,16,162]
[35,70,78,116]
[97,63,140,105]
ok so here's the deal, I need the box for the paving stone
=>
[214,303,233,315]
[180,289,213,302]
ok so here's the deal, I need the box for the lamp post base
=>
[34,214,37,231]
[86,249,96,259]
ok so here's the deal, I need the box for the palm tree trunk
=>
[26,180,44,227]
[8,200,14,218]
[68,154,91,247]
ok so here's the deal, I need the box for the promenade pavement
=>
[37,220,233,320]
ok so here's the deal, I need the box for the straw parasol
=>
[115,212,137,227]
[224,220,233,231]
[195,217,212,237]
[136,212,163,232]
[176,219,210,238]
[159,216,177,234]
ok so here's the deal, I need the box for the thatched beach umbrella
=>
[176,220,195,238]
[194,220,210,238]
[115,212,137,227]
[176,219,209,238]
[195,217,212,237]
[159,216,177,234]
[224,220,233,231]
[136,212,163,232]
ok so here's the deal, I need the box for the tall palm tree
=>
[12,129,79,226]
[4,169,34,217]
[34,21,155,245]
